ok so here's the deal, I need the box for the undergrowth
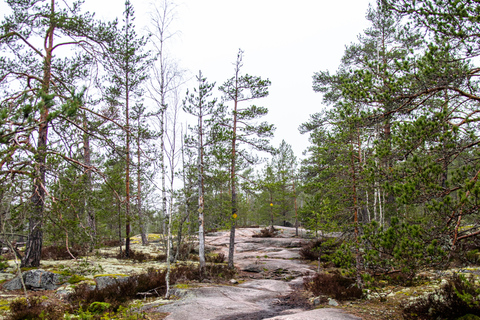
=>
[66,264,235,314]
[252,226,277,238]
[41,245,87,260]
[299,237,340,266]
[402,273,480,319]
[304,271,363,301]
[8,297,70,320]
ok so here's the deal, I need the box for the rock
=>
[229,279,238,284]
[3,269,65,291]
[95,275,130,290]
[55,284,76,300]
[242,264,263,273]
[263,308,361,320]
[328,298,339,306]
[311,296,321,306]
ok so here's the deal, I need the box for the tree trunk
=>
[350,142,363,288]
[198,93,206,276]
[22,0,55,267]
[228,98,238,269]
[83,112,96,250]
[293,180,298,237]
[137,117,148,246]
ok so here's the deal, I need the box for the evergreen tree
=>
[104,0,151,257]
[0,0,115,267]
[218,49,275,268]
[183,71,222,275]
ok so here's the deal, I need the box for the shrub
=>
[116,250,149,262]
[0,256,9,271]
[67,264,236,312]
[101,239,122,248]
[8,297,68,320]
[252,226,277,238]
[299,237,340,264]
[304,272,363,301]
[361,218,448,279]
[173,243,195,261]
[41,244,86,260]
[403,273,480,319]
[206,253,225,263]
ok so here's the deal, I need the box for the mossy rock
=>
[68,274,87,284]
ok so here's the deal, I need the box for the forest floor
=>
[0,227,478,319]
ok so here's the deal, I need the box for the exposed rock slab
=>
[153,279,292,320]
[263,308,362,320]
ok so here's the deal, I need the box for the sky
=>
[1,0,374,160]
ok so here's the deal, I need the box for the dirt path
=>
[150,227,361,320]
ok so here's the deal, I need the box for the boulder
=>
[95,275,130,290]
[3,269,65,291]
[242,264,263,273]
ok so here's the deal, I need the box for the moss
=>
[94,273,129,279]
[20,267,36,272]
[174,283,193,289]
[0,299,10,311]
[68,274,87,284]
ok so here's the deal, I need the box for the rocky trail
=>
[147,227,361,320]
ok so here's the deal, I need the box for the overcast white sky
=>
[2,0,374,160]
[82,0,374,159]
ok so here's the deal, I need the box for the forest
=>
[1,0,480,314]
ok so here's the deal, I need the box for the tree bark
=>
[22,0,55,268]
[137,116,148,246]
[83,111,96,250]
[228,98,238,269]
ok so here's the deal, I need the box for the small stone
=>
[328,298,339,306]
[229,279,238,284]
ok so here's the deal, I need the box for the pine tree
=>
[219,49,275,268]
[0,0,115,267]
[183,71,221,275]
[104,0,151,257]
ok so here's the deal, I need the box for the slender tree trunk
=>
[161,108,167,234]
[117,199,123,254]
[22,0,55,268]
[349,142,363,288]
[125,79,131,258]
[198,92,206,276]
[270,192,274,227]
[228,98,238,269]
[165,198,173,298]
[293,180,298,237]
[137,117,148,246]
[83,112,96,250]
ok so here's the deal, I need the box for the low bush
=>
[67,264,236,313]
[41,244,86,260]
[299,237,340,265]
[252,226,277,238]
[8,297,69,320]
[206,253,225,263]
[173,243,195,261]
[304,272,363,301]
[403,273,480,319]
[116,250,149,262]
[101,239,122,248]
